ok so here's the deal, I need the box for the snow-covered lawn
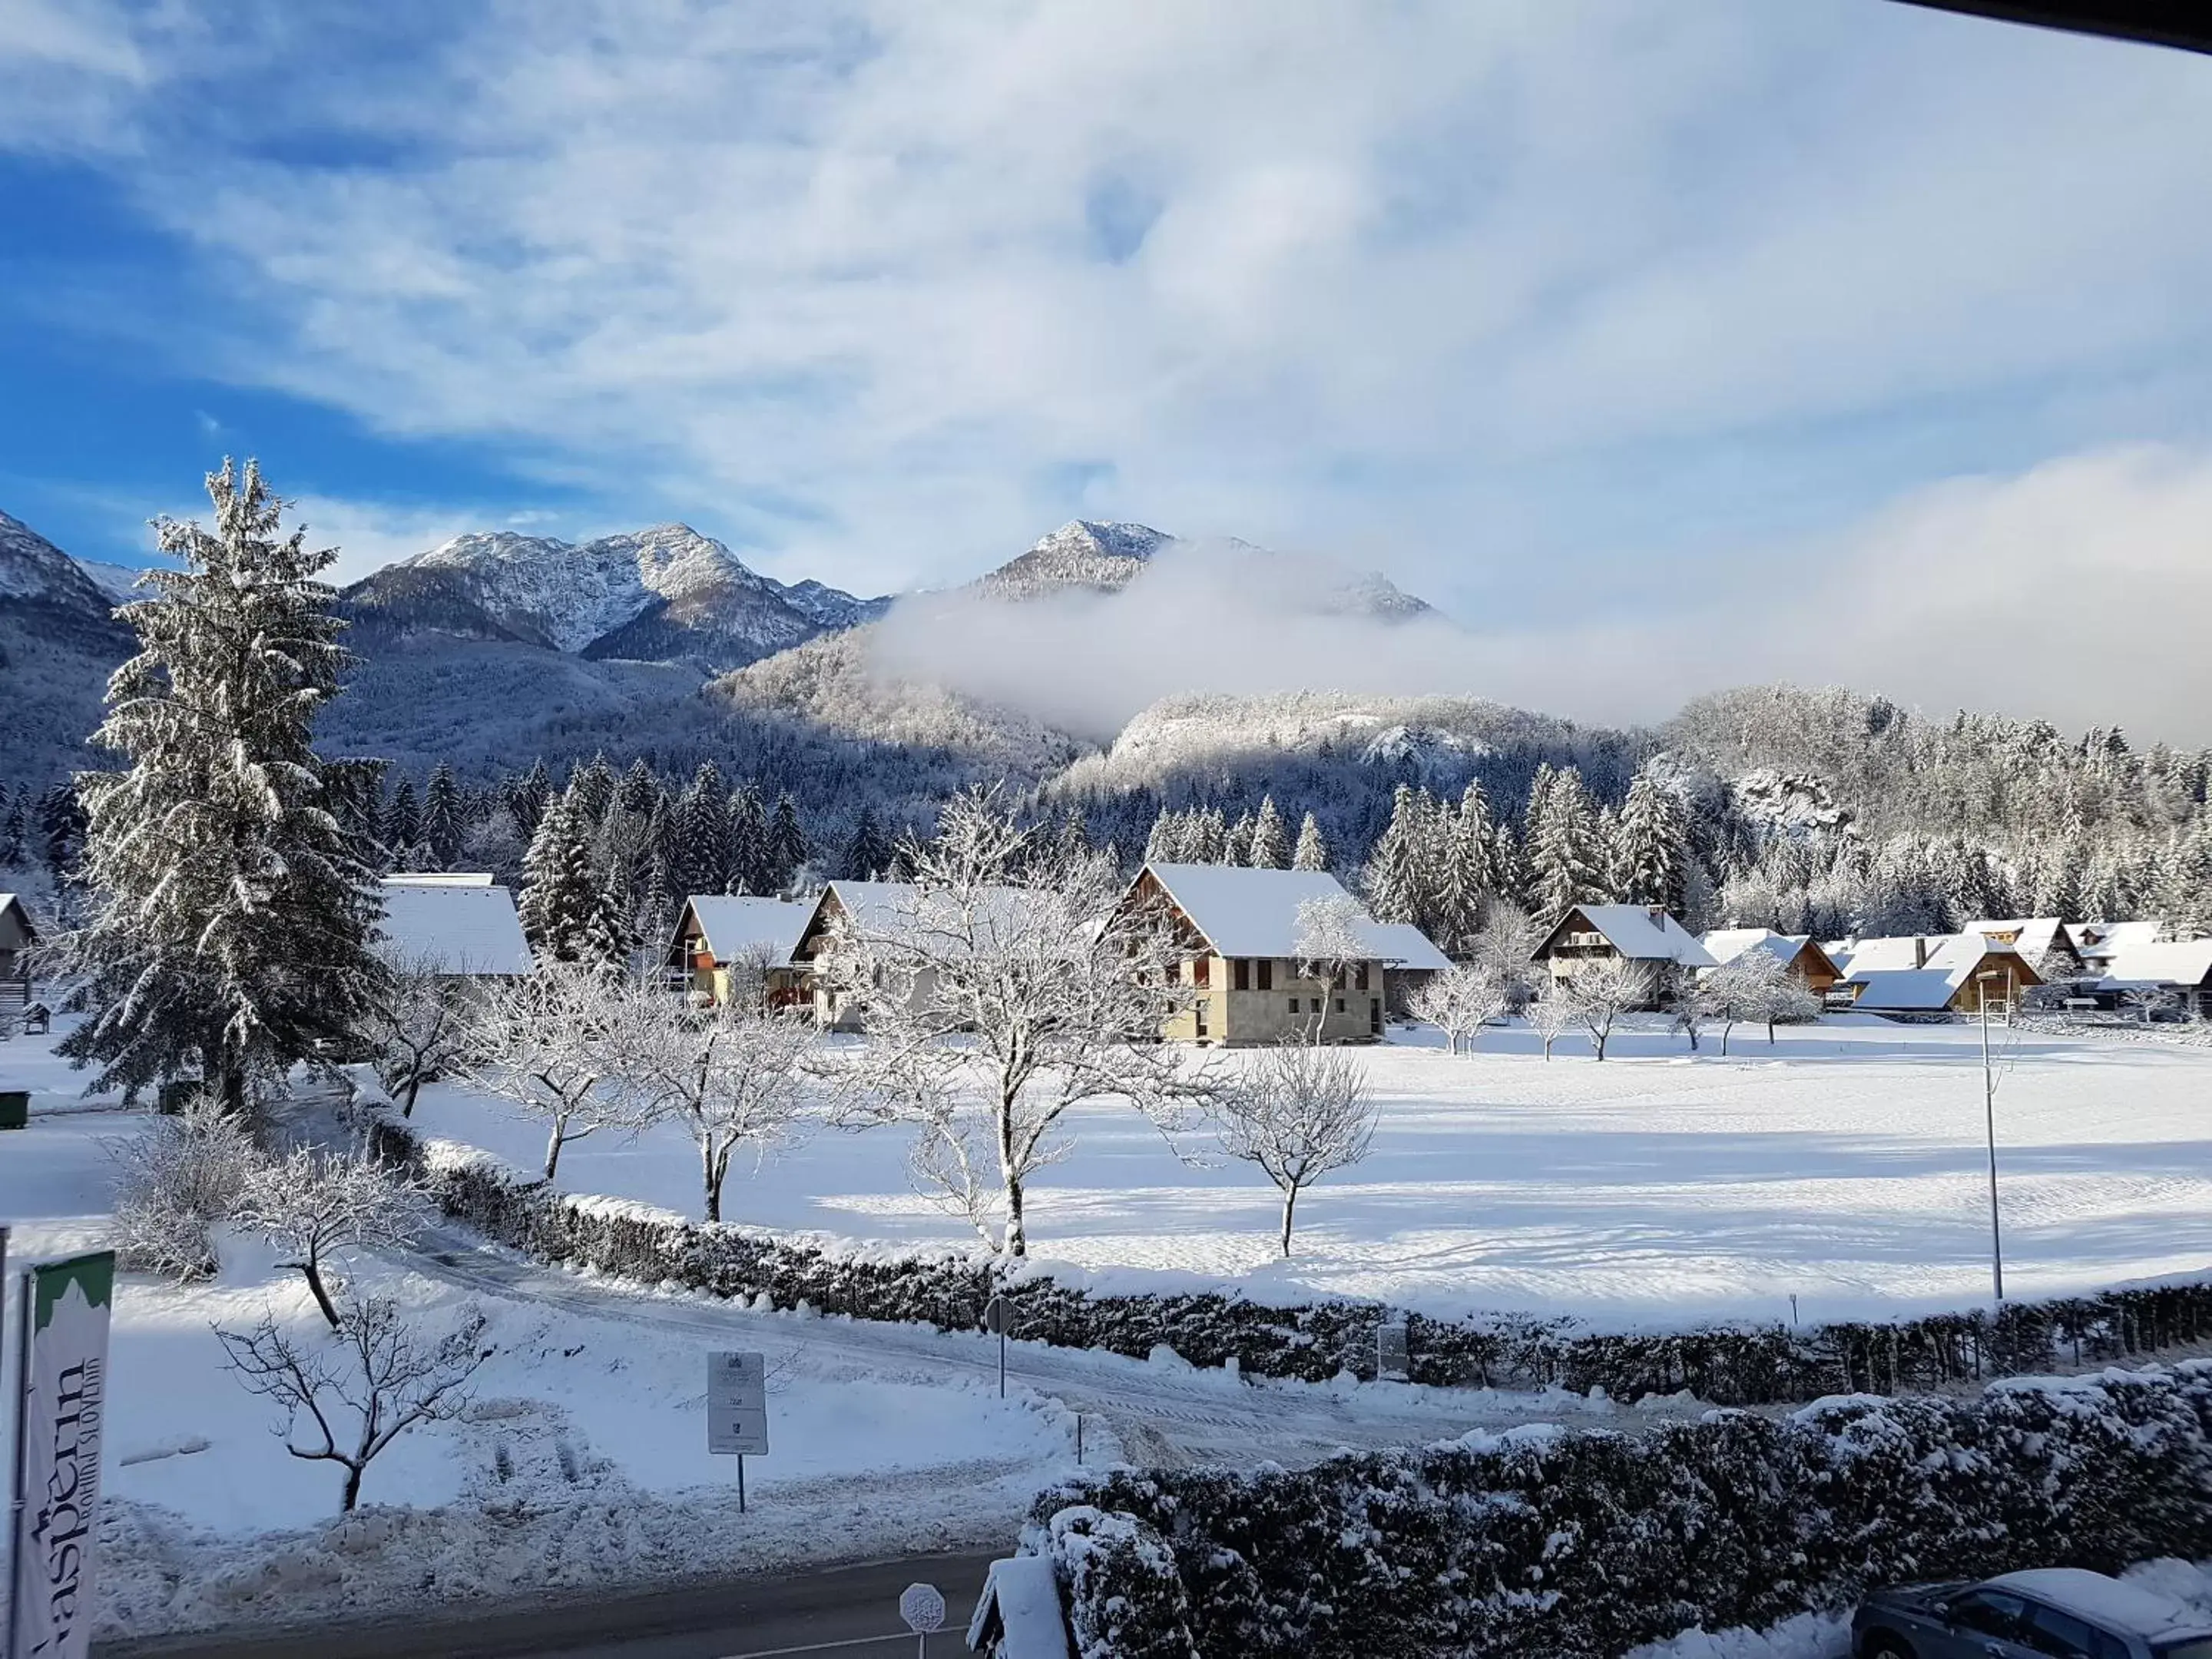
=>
[0,1031,1084,1637]
[400,1015,2212,1326]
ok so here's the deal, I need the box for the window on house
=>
[1257,960,1273,992]
[1287,997,1300,1015]
[1333,998,1345,1013]
[1233,959,1250,992]
[1193,955,1210,986]
[1195,1004,1208,1038]
[1354,962,1369,992]
[1369,998,1382,1035]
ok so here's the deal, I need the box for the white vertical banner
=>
[10,1251,114,1659]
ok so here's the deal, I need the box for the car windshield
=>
[2156,1643,2212,1659]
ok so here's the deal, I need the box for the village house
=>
[2068,919,2164,978]
[374,874,534,977]
[1826,933,2041,1015]
[788,879,1046,1031]
[1957,917,2085,980]
[1126,863,1452,1046]
[1699,928,1843,997]
[1533,904,1715,1008]
[665,895,815,1011]
[0,892,39,1012]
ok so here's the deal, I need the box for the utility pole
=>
[1979,972,2005,1306]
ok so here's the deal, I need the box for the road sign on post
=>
[707,1352,769,1513]
[982,1295,1015,1398]
[1376,1318,1410,1382]
[899,1581,946,1657]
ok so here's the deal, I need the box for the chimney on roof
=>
[1913,937,1928,969]
[1647,906,1663,921]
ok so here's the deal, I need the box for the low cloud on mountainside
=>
[867,445,2212,747]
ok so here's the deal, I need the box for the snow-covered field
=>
[0,1034,1084,1637]
[401,1015,2212,1326]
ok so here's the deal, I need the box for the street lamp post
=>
[1978,970,2005,1305]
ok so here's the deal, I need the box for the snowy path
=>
[399,1221,1674,1467]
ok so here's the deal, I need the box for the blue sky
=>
[5,1,2212,732]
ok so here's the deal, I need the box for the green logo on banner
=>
[33,1251,116,1333]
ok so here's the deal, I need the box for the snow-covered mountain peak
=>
[978,519,1177,598]
[0,509,115,613]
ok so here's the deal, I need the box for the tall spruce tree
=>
[1293,811,1330,873]
[767,792,809,891]
[674,762,728,895]
[1439,780,1498,948]
[56,459,385,1111]
[1248,796,1290,869]
[420,763,464,869]
[726,783,769,893]
[518,789,625,971]
[382,776,421,857]
[506,760,551,844]
[1366,784,1441,932]
[1224,811,1256,867]
[841,805,892,879]
[1526,765,1608,922]
[1614,764,1689,913]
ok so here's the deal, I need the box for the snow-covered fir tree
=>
[674,762,728,896]
[1525,764,1610,921]
[1614,763,1689,913]
[1224,811,1255,867]
[518,788,627,972]
[419,763,464,869]
[841,804,892,879]
[1293,810,1329,872]
[55,459,386,1111]
[1248,796,1290,869]
[767,792,809,892]
[381,776,420,859]
[727,783,769,893]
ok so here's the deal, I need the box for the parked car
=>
[1856,1568,2212,1659]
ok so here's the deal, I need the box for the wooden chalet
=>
[1699,929,1843,997]
[0,893,39,1012]
[666,895,815,1011]
[1533,904,1715,1008]
[374,875,533,977]
[1829,933,2042,1015]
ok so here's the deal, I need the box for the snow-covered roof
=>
[966,1555,1073,1659]
[1700,929,1807,971]
[1139,863,1445,964]
[2071,919,2163,961]
[1990,1568,2207,1642]
[1958,918,2071,960]
[373,881,533,975]
[800,879,1061,957]
[2097,938,2212,991]
[383,871,495,887]
[1562,905,1716,968]
[1842,934,2035,1009]
[679,896,814,968]
[0,893,35,940]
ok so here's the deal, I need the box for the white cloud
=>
[865,445,2212,746]
[19,0,2210,611]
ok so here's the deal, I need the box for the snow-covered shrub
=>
[1045,1506,1199,1659]
[108,1095,260,1280]
[366,1114,2212,1406]
[1025,1362,2212,1659]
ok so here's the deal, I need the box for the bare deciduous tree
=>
[1699,952,1789,1056]
[216,1293,488,1512]
[1407,962,1508,1055]
[355,949,478,1117]
[107,1094,260,1280]
[631,998,815,1223]
[2121,986,2176,1025]
[1210,1042,1378,1257]
[1568,956,1651,1061]
[458,961,647,1181]
[832,788,1215,1257]
[239,1146,429,1330]
[1466,901,1542,1013]
[1528,984,1578,1060]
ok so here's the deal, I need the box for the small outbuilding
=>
[375,874,533,977]
[666,895,816,1010]
[0,892,40,1009]
[789,879,1047,1031]
[1699,929,1843,996]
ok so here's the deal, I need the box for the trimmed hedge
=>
[1025,1363,2212,1659]
[369,1112,2212,1406]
